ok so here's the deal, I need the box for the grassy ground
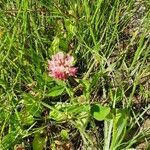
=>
[0,0,150,149]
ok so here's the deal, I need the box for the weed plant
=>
[0,0,150,149]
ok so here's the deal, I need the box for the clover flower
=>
[48,52,77,80]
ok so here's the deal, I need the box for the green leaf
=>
[50,36,60,53]
[22,93,42,117]
[65,104,89,116]
[49,109,67,121]
[20,110,34,125]
[91,104,110,121]
[49,103,90,123]
[65,19,76,37]
[110,109,128,149]
[48,85,65,97]
[32,132,45,150]
[60,129,69,140]
[59,38,68,51]
[2,130,20,149]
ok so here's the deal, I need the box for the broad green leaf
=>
[22,93,42,117]
[50,36,60,53]
[50,109,67,122]
[91,104,110,121]
[19,110,34,125]
[2,130,20,149]
[65,19,76,36]
[49,103,90,123]
[59,38,68,50]
[65,86,74,97]
[32,132,45,150]
[75,111,89,130]
[48,85,65,97]
[60,129,69,140]
[65,104,89,116]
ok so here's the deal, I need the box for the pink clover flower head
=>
[48,52,77,80]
